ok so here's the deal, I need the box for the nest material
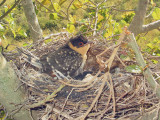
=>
[4,33,160,120]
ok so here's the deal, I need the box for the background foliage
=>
[0,0,160,58]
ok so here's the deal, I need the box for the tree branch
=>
[0,0,21,20]
[0,0,6,7]
[142,20,160,33]
[128,33,160,98]
[129,0,149,36]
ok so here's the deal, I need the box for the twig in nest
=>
[27,85,65,109]
[95,27,128,119]
[116,54,126,67]
[61,88,74,112]
[96,27,128,71]
[108,73,116,118]
[97,73,112,120]
[76,74,102,92]
[52,108,74,120]
[75,72,107,120]
[59,70,101,88]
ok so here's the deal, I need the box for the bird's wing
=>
[43,48,83,78]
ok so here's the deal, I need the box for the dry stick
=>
[59,70,101,88]
[97,73,112,120]
[108,73,116,118]
[96,82,132,119]
[116,54,126,67]
[97,28,127,119]
[105,28,127,118]
[76,73,103,92]
[52,108,74,120]
[27,85,65,109]
[75,75,107,120]
[61,88,74,112]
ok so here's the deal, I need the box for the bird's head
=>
[68,35,92,56]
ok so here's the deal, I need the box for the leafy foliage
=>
[152,7,160,20]
[0,5,27,41]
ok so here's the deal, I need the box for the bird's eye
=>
[78,42,84,47]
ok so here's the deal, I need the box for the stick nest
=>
[4,32,160,120]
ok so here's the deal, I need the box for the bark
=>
[142,20,160,33]
[22,0,43,42]
[128,0,148,36]
[0,53,32,120]
[129,0,160,35]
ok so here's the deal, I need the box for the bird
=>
[22,35,92,79]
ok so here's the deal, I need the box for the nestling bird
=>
[23,35,92,79]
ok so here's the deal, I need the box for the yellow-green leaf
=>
[97,14,104,23]
[54,3,61,12]
[49,13,58,20]
[147,43,154,49]
[152,7,160,20]
[53,13,58,19]
[59,0,67,6]
[41,0,50,5]
[67,24,75,33]
[73,0,82,8]
[125,65,142,73]
[69,15,76,23]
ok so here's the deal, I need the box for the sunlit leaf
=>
[59,0,67,6]
[54,3,61,12]
[69,15,76,23]
[97,14,104,23]
[50,13,58,20]
[44,38,52,44]
[67,24,75,33]
[0,24,4,31]
[19,30,27,37]
[23,43,29,47]
[125,65,142,73]
[0,38,1,46]
[152,59,158,64]
[152,7,160,20]
[73,0,82,8]
[41,0,50,5]
[150,0,156,7]
[147,43,154,49]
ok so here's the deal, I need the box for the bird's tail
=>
[17,47,42,69]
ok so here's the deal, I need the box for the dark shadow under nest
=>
[3,33,160,120]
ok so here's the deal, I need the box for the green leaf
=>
[152,7,160,20]
[54,3,61,12]
[23,43,29,47]
[19,30,27,37]
[125,65,142,73]
[44,38,52,44]
[152,59,158,64]
[59,0,67,6]
[69,15,76,23]
[41,0,50,5]
[50,13,58,20]
[67,24,75,33]
[0,24,4,31]
[73,0,82,8]
[147,43,154,49]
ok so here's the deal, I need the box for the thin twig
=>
[27,84,65,109]
[0,0,21,20]
[75,74,106,120]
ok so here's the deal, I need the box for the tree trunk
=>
[22,0,43,42]
[0,53,32,120]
